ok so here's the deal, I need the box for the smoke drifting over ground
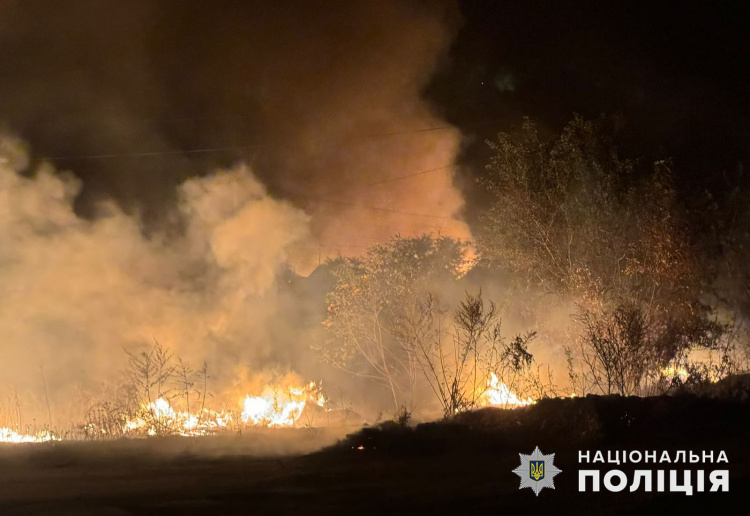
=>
[0,135,310,420]
[0,0,475,423]
[0,0,470,271]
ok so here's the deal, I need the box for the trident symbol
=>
[530,461,544,481]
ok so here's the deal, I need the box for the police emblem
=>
[512,446,561,496]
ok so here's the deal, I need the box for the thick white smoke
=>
[0,135,309,424]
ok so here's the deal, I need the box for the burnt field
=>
[0,379,747,516]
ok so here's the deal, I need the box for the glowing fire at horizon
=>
[0,374,537,444]
[0,427,59,444]
[0,379,329,443]
[241,381,326,427]
[120,398,233,437]
[479,373,536,408]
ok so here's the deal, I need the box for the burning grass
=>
[78,380,329,441]
[0,340,336,443]
[1,373,533,444]
[0,428,58,444]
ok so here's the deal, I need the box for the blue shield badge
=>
[529,460,544,481]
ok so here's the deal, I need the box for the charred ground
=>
[1,376,747,515]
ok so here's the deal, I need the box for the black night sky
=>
[428,0,749,202]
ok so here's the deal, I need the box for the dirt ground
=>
[0,392,747,515]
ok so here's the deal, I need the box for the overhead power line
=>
[346,156,486,190]
[36,113,515,163]
[41,144,266,161]
[290,193,457,220]
[39,125,456,162]
[359,164,454,188]
[34,122,480,224]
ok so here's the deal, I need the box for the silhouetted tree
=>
[317,235,468,411]
[394,290,534,416]
[479,115,726,392]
